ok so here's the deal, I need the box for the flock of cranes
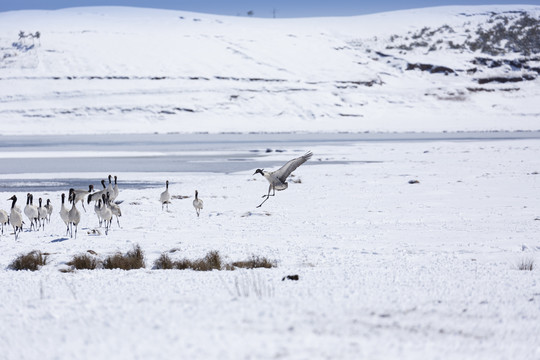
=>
[2,152,312,240]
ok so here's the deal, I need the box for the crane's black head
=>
[8,195,16,201]
[253,169,264,176]
[108,174,112,183]
[89,184,94,191]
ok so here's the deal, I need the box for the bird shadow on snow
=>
[51,237,69,243]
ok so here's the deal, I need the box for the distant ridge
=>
[0,5,538,135]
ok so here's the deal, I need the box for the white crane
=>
[70,184,94,212]
[253,151,312,208]
[94,198,103,227]
[59,193,70,236]
[37,198,47,230]
[24,193,39,231]
[110,175,119,202]
[68,194,81,239]
[160,180,171,211]
[0,208,8,235]
[7,195,23,240]
[99,194,113,235]
[193,190,203,217]
[87,180,107,205]
[106,174,114,198]
[106,193,122,227]
[44,198,53,223]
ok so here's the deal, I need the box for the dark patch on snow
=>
[282,275,299,281]
[406,63,455,75]
[477,75,535,84]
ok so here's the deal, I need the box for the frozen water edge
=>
[0,138,539,359]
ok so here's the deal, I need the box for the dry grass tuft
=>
[9,251,48,271]
[518,258,535,271]
[173,250,223,271]
[66,253,100,270]
[232,255,276,269]
[192,250,223,271]
[154,251,277,272]
[153,253,175,269]
[103,244,145,270]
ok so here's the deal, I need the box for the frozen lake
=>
[1,131,539,192]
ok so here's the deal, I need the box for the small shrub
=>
[193,250,222,271]
[9,250,48,271]
[153,253,174,269]
[174,258,196,270]
[154,250,277,271]
[232,255,276,269]
[103,244,145,270]
[66,253,100,270]
[518,258,534,271]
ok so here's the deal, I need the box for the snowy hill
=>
[0,5,539,135]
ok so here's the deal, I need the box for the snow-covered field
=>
[1,4,540,359]
[0,5,539,134]
[1,139,539,359]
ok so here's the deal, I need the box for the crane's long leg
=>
[257,185,274,208]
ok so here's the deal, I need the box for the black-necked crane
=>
[0,208,8,235]
[253,151,312,208]
[68,194,81,239]
[59,193,70,236]
[44,199,53,223]
[24,193,38,231]
[106,193,121,227]
[70,184,94,212]
[193,190,203,217]
[37,198,47,230]
[87,180,107,204]
[160,180,171,211]
[7,195,23,240]
[106,174,114,198]
[99,194,113,235]
[110,175,119,202]
[94,198,103,227]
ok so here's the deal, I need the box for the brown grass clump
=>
[192,250,223,271]
[232,255,276,269]
[153,253,175,269]
[518,258,534,271]
[103,244,145,270]
[66,253,100,270]
[9,250,48,271]
[174,250,223,271]
[153,251,277,271]
[174,258,196,270]
[153,250,224,271]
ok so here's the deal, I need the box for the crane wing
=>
[273,151,313,182]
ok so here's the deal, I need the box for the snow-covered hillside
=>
[0,5,539,135]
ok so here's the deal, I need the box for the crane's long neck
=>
[11,198,17,209]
